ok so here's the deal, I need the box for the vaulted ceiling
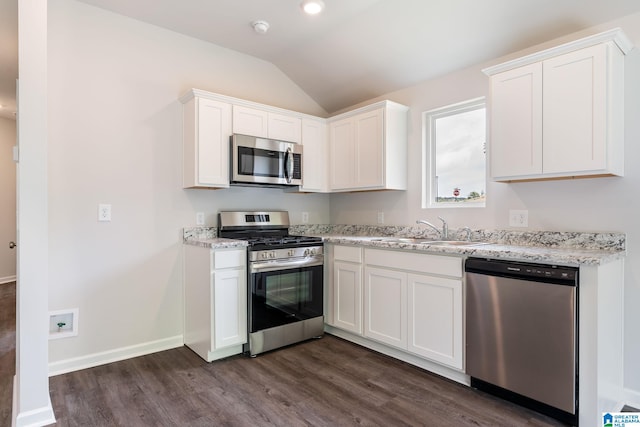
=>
[2,0,640,118]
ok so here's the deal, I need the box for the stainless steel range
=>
[218,211,324,356]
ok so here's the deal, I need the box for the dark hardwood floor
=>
[49,337,564,426]
[0,282,16,427]
[1,282,565,426]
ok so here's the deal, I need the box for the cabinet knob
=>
[9,241,16,249]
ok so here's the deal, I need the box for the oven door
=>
[249,258,323,333]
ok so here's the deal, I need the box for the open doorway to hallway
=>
[0,117,16,284]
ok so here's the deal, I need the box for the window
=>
[422,98,486,208]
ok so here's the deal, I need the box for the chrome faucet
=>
[461,226,472,242]
[416,217,448,240]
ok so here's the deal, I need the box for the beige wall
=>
[0,117,16,283]
[47,0,330,365]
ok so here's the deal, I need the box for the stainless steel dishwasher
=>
[465,258,578,426]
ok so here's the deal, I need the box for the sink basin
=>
[355,237,489,246]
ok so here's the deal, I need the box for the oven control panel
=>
[249,246,324,262]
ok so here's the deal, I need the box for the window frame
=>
[422,97,487,209]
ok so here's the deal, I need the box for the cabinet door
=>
[268,112,302,143]
[489,63,543,179]
[407,273,463,369]
[354,108,384,188]
[543,44,607,175]
[232,105,268,138]
[364,267,407,349]
[213,268,247,349]
[329,118,355,190]
[333,260,362,334]
[300,119,327,192]
[183,97,232,188]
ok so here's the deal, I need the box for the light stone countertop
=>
[182,226,625,266]
[319,235,624,266]
[183,238,248,250]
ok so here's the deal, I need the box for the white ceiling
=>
[2,0,640,117]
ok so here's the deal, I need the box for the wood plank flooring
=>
[48,336,565,426]
[1,281,566,426]
[0,282,16,427]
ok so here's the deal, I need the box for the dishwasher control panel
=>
[465,258,578,285]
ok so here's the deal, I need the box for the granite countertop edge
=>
[318,235,624,266]
[183,238,249,250]
[183,234,624,266]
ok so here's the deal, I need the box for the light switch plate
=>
[302,212,309,223]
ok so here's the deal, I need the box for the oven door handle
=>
[250,256,323,273]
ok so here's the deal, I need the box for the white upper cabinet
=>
[181,91,232,189]
[299,118,328,192]
[484,28,632,182]
[488,63,543,178]
[328,101,408,192]
[232,105,302,143]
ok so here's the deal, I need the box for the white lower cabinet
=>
[327,245,464,372]
[364,267,407,349]
[330,245,363,334]
[407,273,463,369]
[184,245,247,362]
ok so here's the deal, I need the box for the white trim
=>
[623,388,640,411]
[48,335,184,376]
[483,28,633,76]
[179,88,327,121]
[0,275,16,284]
[12,376,55,427]
[422,97,487,209]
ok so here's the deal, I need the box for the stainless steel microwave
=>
[231,134,302,187]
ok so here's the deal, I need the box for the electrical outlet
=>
[196,212,205,225]
[98,204,111,222]
[302,212,309,223]
[377,212,384,224]
[509,209,529,227]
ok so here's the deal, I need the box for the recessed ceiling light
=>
[301,0,325,15]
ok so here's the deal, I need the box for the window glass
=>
[423,98,486,208]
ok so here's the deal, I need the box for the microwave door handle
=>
[284,147,293,183]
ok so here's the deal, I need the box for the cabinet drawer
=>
[334,245,362,263]
[365,249,462,278]
[211,249,246,270]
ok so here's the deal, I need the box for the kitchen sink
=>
[363,237,489,246]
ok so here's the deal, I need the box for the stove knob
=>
[288,250,295,257]
[270,251,276,259]
[261,252,268,259]
[303,249,310,256]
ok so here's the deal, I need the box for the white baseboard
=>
[1,275,16,284]
[623,387,640,410]
[48,335,184,376]
[12,375,56,427]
